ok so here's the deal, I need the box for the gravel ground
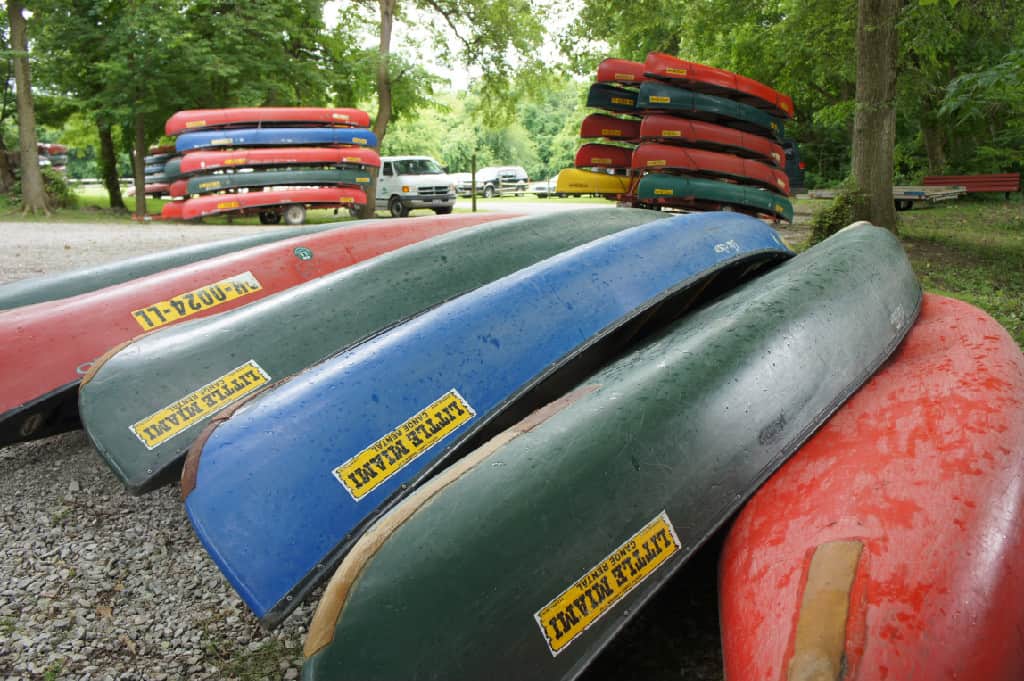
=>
[0,210,813,681]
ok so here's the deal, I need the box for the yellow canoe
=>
[555,169,631,196]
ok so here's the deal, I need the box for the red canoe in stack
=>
[574,143,634,170]
[0,213,512,447]
[639,114,784,166]
[644,52,794,118]
[596,58,650,85]
[170,187,366,221]
[177,147,381,176]
[165,107,371,136]
[579,113,642,143]
[720,294,1024,681]
[633,142,790,195]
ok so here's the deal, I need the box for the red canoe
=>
[0,213,514,446]
[632,142,790,195]
[165,107,371,136]
[178,147,381,176]
[720,294,1024,681]
[639,114,784,167]
[644,52,794,119]
[574,143,634,170]
[171,187,366,221]
[596,58,650,85]
[579,114,641,144]
[148,144,177,155]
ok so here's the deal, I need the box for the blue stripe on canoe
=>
[175,127,378,152]
[184,211,793,620]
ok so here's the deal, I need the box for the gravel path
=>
[0,211,813,680]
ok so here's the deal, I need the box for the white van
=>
[376,156,457,217]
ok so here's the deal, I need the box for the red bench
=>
[924,173,1020,198]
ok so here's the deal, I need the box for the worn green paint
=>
[637,173,794,222]
[80,208,669,493]
[302,224,921,681]
[185,168,371,196]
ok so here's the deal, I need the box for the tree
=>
[851,0,900,229]
[7,1,47,213]
[0,7,17,193]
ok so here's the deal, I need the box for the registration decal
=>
[333,389,476,501]
[131,271,262,330]
[535,511,680,655]
[129,360,271,450]
[648,95,671,104]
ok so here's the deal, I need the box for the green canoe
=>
[638,81,785,140]
[636,173,794,222]
[301,223,922,681]
[184,168,372,196]
[79,209,669,493]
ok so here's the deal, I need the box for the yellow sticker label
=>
[610,97,634,106]
[131,271,262,331]
[185,120,207,128]
[342,156,363,163]
[535,511,680,655]
[331,112,351,120]
[356,177,370,183]
[665,67,688,76]
[129,360,271,450]
[646,159,667,167]
[614,72,636,81]
[772,152,781,162]
[649,95,671,104]
[599,128,622,137]
[352,137,368,145]
[333,389,476,500]
[198,180,223,190]
[591,157,613,165]
[653,188,674,196]
[781,101,792,113]
[775,204,786,214]
[224,157,247,166]
[216,200,241,211]
[662,130,681,137]
[777,178,786,188]
[210,137,233,146]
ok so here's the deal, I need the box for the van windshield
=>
[392,159,444,175]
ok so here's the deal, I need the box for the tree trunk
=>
[358,0,396,220]
[0,138,15,193]
[851,0,900,230]
[98,121,126,210]
[8,1,49,214]
[133,112,147,217]
[920,117,946,175]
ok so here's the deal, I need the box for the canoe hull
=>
[633,142,790,195]
[579,114,641,144]
[174,187,366,220]
[555,169,632,197]
[175,147,381,177]
[636,173,793,222]
[638,81,785,140]
[165,107,370,136]
[175,127,378,153]
[174,168,372,197]
[719,294,1024,681]
[639,114,784,166]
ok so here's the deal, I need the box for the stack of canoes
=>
[158,107,379,223]
[143,144,177,197]
[562,53,794,222]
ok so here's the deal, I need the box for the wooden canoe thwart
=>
[633,142,791,195]
[170,168,373,198]
[299,224,921,681]
[639,114,785,167]
[644,52,795,119]
[720,294,1024,681]
[554,169,632,197]
[164,107,371,136]
[586,83,640,114]
[579,114,641,144]
[0,215,505,450]
[79,209,664,495]
[638,81,785,140]
[574,144,634,170]
[595,58,650,85]
[174,127,378,153]
[182,213,794,627]
[172,147,381,178]
[636,173,793,222]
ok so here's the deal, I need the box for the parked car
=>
[782,138,806,194]
[376,156,457,217]
[455,166,529,198]
[529,176,562,198]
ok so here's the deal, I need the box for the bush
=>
[809,183,868,245]
[9,166,77,209]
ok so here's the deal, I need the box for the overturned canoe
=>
[595,58,650,85]
[170,168,372,198]
[636,173,793,222]
[586,83,639,114]
[0,223,354,311]
[555,169,632,197]
[574,144,634,170]
[0,215,502,448]
[175,127,377,153]
[638,81,785,140]
[720,294,1024,681]
[579,114,641,144]
[169,187,365,221]
[182,212,793,626]
[80,209,664,494]
[644,52,794,118]
[633,143,790,195]
[300,223,921,681]
[639,114,784,166]
[173,147,381,178]
[165,107,370,136]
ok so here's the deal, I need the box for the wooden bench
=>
[924,173,1020,198]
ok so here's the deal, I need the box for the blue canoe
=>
[175,127,378,153]
[182,212,794,626]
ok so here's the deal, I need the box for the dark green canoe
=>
[0,223,348,311]
[636,173,794,222]
[586,83,640,114]
[301,223,922,681]
[638,81,785,140]
[79,209,669,493]
[184,168,372,196]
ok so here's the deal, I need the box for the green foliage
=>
[10,167,75,209]
[809,184,868,245]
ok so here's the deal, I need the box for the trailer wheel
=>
[894,199,913,211]
[258,210,281,225]
[283,205,307,225]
